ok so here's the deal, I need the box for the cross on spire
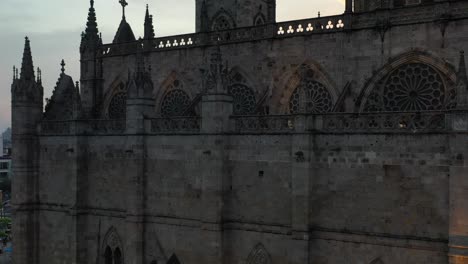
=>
[119,0,128,19]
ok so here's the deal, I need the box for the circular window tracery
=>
[160,89,191,117]
[108,92,127,119]
[364,63,450,112]
[289,80,333,114]
[229,84,256,115]
[212,16,232,31]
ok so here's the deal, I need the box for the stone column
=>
[290,115,311,264]
[447,112,468,264]
[200,93,233,264]
[124,95,154,264]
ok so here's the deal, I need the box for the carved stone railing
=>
[317,111,447,133]
[275,15,346,37]
[98,14,348,57]
[86,119,126,134]
[40,119,126,135]
[97,1,468,58]
[231,115,295,134]
[148,117,201,134]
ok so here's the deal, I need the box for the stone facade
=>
[10,0,468,263]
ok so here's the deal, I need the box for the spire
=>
[144,4,155,40]
[20,37,35,81]
[85,0,98,37]
[81,0,100,52]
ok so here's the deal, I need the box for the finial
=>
[13,66,16,81]
[75,81,80,90]
[60,59,66,74]
[119,0,128,19]
[90,0,94,8]
[318,11,321,18]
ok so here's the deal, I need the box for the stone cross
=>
[119,0,128,19]
[61,59,66,74]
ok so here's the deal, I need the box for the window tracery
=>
[160,89,191,117]
[364,63,455,112]
[213,16,232,31]
[247,244,271,264]
[288,69,333,114]
[102,228,124,264]
[228,72,257,115]
[108,92,127,119]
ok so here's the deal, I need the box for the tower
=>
[80,0,102,118]
[11,37,43,264]
[195,0,276,32]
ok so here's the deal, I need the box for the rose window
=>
[229,84,256,115]
[289,80,333,114]
[108,92,127,119]
[160,89,191,117]
[382,63,445,111]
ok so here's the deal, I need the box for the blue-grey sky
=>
[0,0,344,132]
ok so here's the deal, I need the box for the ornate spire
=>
[81,0,100,52]
[144,4,155,40]
[20,37,35,81]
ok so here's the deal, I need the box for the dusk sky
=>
[0,0,345,132]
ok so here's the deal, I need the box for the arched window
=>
[104,246,113,264]
[288,68,333,114]
[114,247,122,264]
[363,63,453,112]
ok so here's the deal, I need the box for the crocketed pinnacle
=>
[85,0,99,38]
[20,37,35,81]
[144,4,155,40]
